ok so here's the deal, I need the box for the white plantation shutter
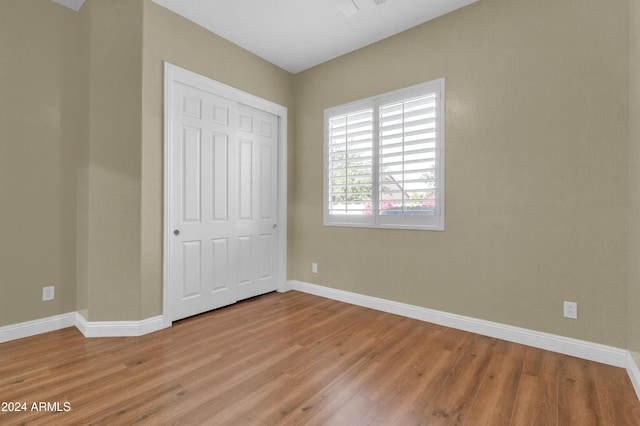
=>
[324,79,444,230]
[327,107,374,220]
[378,92,441,227]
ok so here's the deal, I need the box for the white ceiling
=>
[52,0,479,73]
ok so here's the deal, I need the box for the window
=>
[324,79,445,230]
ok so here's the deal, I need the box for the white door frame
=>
[162,62,288,327]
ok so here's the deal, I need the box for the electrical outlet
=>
[563,301,577,319]
[42,286,55,301]
[312,263,318,274]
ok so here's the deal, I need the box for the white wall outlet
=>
[312,263,318,274]
[563,301,577,319]
[42,286,55,301]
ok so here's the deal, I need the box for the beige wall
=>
[630,0,640,355]
[81,0,294,321]
[75,0,91,318]
[292,0,630,347]
[0,0,81,326]
[0,0,292,325]
[82,0,144,321]
[0,0,636,352]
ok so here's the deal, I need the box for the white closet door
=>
[168,81,278,321]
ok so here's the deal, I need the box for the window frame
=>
[323,79,445,231]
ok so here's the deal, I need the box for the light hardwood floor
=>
[1,291,640,425]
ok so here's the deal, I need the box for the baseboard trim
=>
[627,352,640,399]
[0,312,76,343]
[0,313,167,343]
[288,280,628,368]
[75,314,166,338]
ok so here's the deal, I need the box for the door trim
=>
[162,62,288,327]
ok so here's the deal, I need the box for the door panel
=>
[211,238,229,292]
[238,139,253,220]
[259,233,273,279]
[182,127,201,222]
[181,241,201,298]
[212,134,228,221]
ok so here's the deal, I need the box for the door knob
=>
[272,224,277,230]
[173,229,180,236]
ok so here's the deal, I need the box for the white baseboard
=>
[75,313,167,338]
[288,280,629,368]
[0,313,167,343]
[627,352,640,398]
[0,312,76,343]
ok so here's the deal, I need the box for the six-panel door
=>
[169,81,278,321]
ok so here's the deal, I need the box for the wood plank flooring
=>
[1,291,639,425]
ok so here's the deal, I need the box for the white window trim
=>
[323,79,445,231]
